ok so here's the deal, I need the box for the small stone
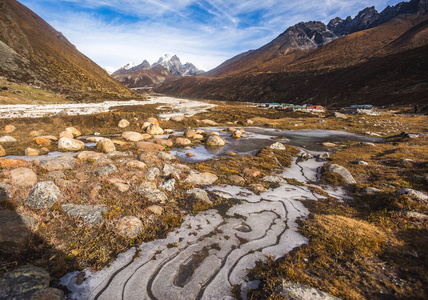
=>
[322,142,337,147]
[228,127,236,132]
[184,129,196,138]
[0,158,28,168]
[171,116,184,122]
[193,134,204,140]
[118,119,130,128]
[40,147,49,155]
[175,137,192,146]
[360,187,382,196]
[250,184,268,194]
[328,112,347,119]
[146,167,160,181]
[107,151,126,159]
[4,125,16,133]
[39,156,76,171]
[135,142,165,151]
[0,145,6,157]
[58,137,85,151]
[137,182,167,203]
[352,160,369,166]
[30,130,44,137]
[327,164,357,184]
[184,172,218,185]
[299,152,312,161]
[10,167,37,187]
[186,188,212,206]
[96,138,116,153]
[158,152,176,161]
[317,153,330,160]
[25,181,62,209]
[209,132,220,136]
[263,175,285,183]
[112,139,128,146]
[25,148,39,156]
[243,168,261,177]
[396,188,428,203]
[228,175,245,185]
[206,135,226,146]
[108,178,129,192]
[146,123,164,135]
[147,205,164,215]
[147,117,159,125]
[247,119,254,124]
[126,160,147,170]
[59,130,74,139]
[152,139,173,147]
[231,130,242,139]
[163,164,181,177]
[201,119,217,126]
[33,137,51,146]
[186,153,195,157]
[122,131,144,142]
[225,151,236,156]
[0,136,17,142]
[115,216,143,238]
[359,142,377,147]
[270,142,286,150]
[62,204,108,226]
[65,127,81,137]
[279,281,340,300]
[96,164,118,176]
[160,178,176,191]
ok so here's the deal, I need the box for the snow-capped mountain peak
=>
[105,66,117,75]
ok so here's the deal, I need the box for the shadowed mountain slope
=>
[0,0,134,101]
[156,0,428,107]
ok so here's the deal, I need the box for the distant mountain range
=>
[156,0,428,107]
[111,55,205,89]
[0,0,134,101]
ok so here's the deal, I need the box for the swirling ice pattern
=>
[63,158,335,300]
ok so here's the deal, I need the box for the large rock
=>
[163,164,182,177]
[135,142,165,151]
[184,129,196,138]
[126,160,147,170]
[0,158,28,168]
[25,148,40,157]
[122,131,144,142]
[185,172,218,185]
[118,119,130,128]
[228,175,245,185]
[59,130,74,139]
[278,280,339,300]
[96,164,118,176]
[175,137,192,146]
[328,112,347,119]
[4,125,16,133]
[147,117,159,125]
[171,116,184,122]
[0,136,17,142]
[152,139,173,147]
[0,265,64,300]
[33,137,51,146]
[0,183,12,201]
[9,167,38,187]
[146,123,164,135]
[327,164,357,184]
[0,210,37,246]
[201,119,217,126]
[39,156,76,171]
[62,204,108,226]
[96,138,116,153]
[77,151,107,162]
[186,188,212,206]
[396,188,428,204]
[115,216,144,238]
[270,142,286,150]
[65,127,81,137]
[146,167,160,181]
[58,137,85,151]
[136,182,167,204]
[25,181,62,209]
[206,135,226,147]
[160,178,176,191]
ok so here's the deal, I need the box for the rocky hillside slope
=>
[0,0,135,101]
[156,0,428,107]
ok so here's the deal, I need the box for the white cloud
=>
[20,0,402,71]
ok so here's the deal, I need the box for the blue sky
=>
[20,0,403,71]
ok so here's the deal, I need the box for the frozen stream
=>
[61,156,330,300]
[0,96,216,119]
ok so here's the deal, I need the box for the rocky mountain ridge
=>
[112,54,204,89]
[155,0,428,107]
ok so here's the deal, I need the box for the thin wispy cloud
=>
[20,0,403,70]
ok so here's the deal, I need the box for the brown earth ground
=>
[0,99,427,299]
